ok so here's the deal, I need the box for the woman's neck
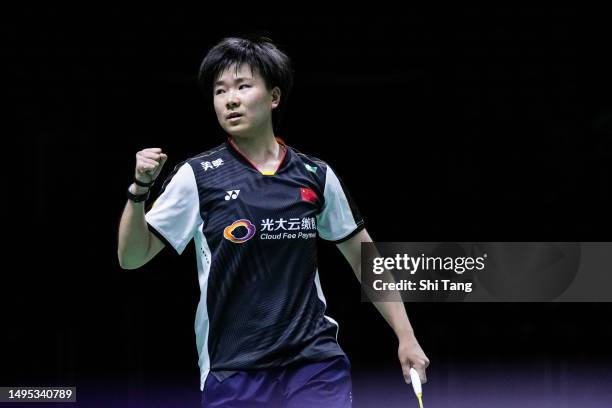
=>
[230,133,283,166]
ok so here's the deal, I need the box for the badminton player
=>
[117,36,429,407]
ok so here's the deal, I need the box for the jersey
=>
[144,137,364,391]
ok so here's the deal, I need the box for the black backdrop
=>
[4,5,612,407]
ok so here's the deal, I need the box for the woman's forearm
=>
[117,184,152,269]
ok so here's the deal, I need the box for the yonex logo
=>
[305,164,318,173]
[225,190,240,200]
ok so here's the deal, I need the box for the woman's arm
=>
[336,229,430,384]
[117,148,168,269]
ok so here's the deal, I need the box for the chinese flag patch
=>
[300,187,318,203]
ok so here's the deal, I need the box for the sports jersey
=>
[145,137,364,391]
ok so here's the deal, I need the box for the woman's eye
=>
[239,84,250,90]
[215,89,225,95]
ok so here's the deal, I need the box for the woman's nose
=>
[226,91,240,107]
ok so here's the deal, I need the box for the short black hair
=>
[198,36,294,132]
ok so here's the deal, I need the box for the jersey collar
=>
[225,136,291,175]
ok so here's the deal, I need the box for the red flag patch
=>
[300,187,318,204]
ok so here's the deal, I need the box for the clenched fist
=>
[135,148,168,184]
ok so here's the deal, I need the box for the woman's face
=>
[212,63,280,138]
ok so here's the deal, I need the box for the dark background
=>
[4,5,612,407]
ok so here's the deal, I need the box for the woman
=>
[117,36,429,408]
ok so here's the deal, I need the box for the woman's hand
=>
[398,333,430,385]
[135,148,168,184]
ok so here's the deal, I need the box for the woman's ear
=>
[271,87,281,109]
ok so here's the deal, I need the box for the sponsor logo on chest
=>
[223,216,318,243]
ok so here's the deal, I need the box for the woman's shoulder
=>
[186,142,228,163]
[289,146,329,170]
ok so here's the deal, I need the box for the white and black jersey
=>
[145,137,364,391]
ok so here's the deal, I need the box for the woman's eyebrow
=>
[214,77,253,86]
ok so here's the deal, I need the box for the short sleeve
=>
[145,163,202,255]
[316,165,365,243]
